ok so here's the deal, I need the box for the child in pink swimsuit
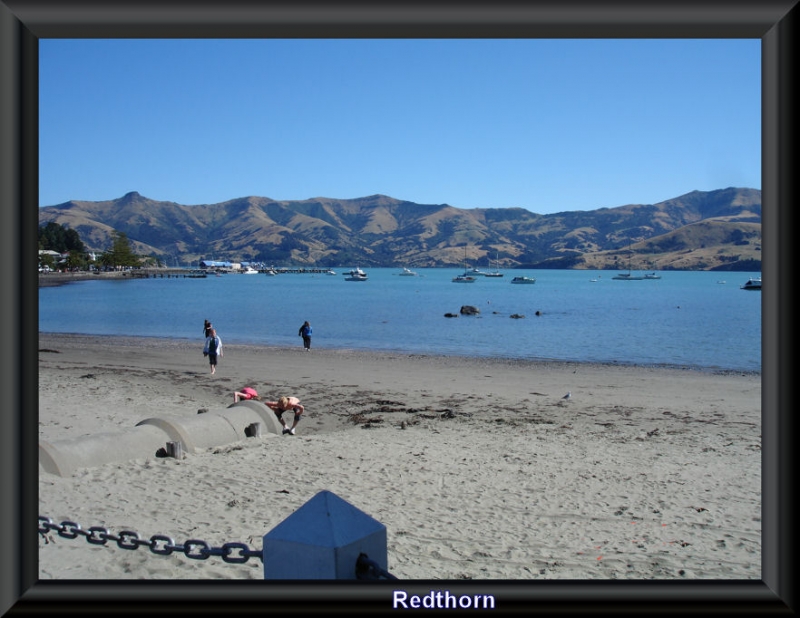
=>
[233,387,260,402]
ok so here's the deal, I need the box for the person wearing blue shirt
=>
[298,320,312,351]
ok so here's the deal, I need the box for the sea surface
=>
[38,268,762,372]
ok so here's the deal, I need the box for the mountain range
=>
[37,187,762,271]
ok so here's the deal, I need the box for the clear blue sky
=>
[39,38,760,214]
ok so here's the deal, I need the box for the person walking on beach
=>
[233,386,260,403]
[265,396,304,435]
[203,328,223,374]
[203,319,213,338]
[298,320,312,351]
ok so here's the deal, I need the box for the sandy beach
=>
[37,332,761,581]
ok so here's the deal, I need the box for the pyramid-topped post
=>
[263,490,388,579]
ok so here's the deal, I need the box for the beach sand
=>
[37,333,761,581]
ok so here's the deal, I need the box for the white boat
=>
[344,267,368,281]
[510,276,536,284]
[240,266,259,274]
[468,267,487,276]
[740,276,761,290]
[326,269,337,275]
[398,267,418,276]
[484,253,504,277]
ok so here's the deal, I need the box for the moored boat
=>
[344,267,368,281]
[453,246,478,283]
[484,253,504,277]
[612,272,645,280]
[343,267,366,278]
[740,276,761,290]
[510,276,536,284]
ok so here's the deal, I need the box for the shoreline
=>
[38,332,762,580]
[38,331,760,377]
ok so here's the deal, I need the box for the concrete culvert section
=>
[39,400,283,477]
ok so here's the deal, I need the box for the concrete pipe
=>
[39,423,172,478]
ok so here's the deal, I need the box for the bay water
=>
[38,268,761,372]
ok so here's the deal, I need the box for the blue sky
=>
[39,38,760,214]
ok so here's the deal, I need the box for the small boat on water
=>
[612,272,645,280]
[326,269,337,275]
[740,276,761,290]
[484,253,504,277]
[510,276,536,285]
[343,267,366,277]
[344,267,368,281]
[453,246,478,283]
[398,267,418,276]
[643,272,662,280]
[241,266,259,274]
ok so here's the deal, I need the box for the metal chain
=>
[38,516,263,564]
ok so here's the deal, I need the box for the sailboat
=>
[612,271,645,280]
[484,253,504,278]
[452,246,477,283]
[612,249,644,280]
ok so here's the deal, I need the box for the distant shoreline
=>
[38,266,763,289]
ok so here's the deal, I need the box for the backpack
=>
[207,336,218,355]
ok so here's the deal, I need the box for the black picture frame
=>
[2,1,795,615]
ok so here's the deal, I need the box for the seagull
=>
[562,392,572,400]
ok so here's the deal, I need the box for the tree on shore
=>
[99,231,140,269]
[38,221,86,254]
[39,221,89,270]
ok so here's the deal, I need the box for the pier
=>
[38,267,339,286]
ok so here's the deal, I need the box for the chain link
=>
[39,516,263,564]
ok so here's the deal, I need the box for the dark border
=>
[3,1,796,615]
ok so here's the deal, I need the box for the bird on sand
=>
[562,392,571,400]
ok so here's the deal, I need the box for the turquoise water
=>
[38,268,761,371]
